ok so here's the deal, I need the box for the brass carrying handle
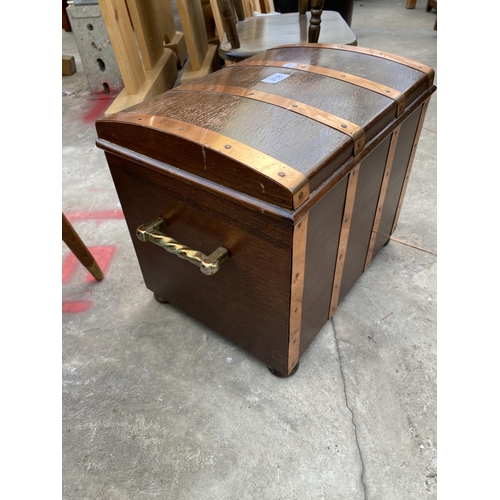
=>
[136,218,229,276]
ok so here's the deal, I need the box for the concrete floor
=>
[62,1,437,498]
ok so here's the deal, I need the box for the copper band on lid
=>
[237,60,406,116]
[114,113,310,209]
[174,84,365,154]
[275,43,435,88]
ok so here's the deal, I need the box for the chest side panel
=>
[373,105,424,257]
[299,175,348,356]
[339,135,392,303]
[106,152,294,374]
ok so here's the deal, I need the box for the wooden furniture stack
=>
[98,0,187,116]
[176,0,222,84]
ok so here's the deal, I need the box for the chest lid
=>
[96,44,435,211]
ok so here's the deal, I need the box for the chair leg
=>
[62,213,104,281]
[406,0,417,8]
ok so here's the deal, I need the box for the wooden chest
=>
[96,44,436,377]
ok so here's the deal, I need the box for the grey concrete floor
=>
[62,1,437,498]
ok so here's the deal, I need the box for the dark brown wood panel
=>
[338,136,392,303]
[373,106,423,256]
[299,175,348,356]
[106,152,294,374]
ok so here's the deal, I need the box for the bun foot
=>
[268,361,299,378]
[154,294,170,303]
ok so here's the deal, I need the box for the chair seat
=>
[219,11,357,62]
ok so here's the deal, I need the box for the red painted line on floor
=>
[62,211,123,313]
[62,252,79,284]
[82,96,115,124]
[62,301,93,314]
[65,210,124,222]
[62,245,117,284]
[85,246,117,282]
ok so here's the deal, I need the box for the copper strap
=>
[276,44,435,87]
[288,214,309,375]
[115,113,310,209]
[174,84,365,154]
[392,100,431,233]
[364,126,402,270]
[238,60,406,116]
[329,163,361,318]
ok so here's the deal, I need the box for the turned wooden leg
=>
[62,213,104,281]
[268,361,300,378]
[406,0,417,8]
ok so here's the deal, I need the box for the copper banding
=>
[364,126,401,270]
[108,113,310,209]
[329,163,361,318]
[288,214,309,374]
[174,84,365,154]
[238,60,406,116]
[276,43,435,87]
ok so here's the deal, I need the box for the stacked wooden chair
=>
[211,0,357,63]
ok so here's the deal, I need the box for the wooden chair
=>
[213,0,357,63]
[62,213,104,281]
[426,0,437,30]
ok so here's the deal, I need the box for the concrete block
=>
[66,3,124,95]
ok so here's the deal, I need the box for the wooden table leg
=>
[62,213,104,281]
[406,0,417,8]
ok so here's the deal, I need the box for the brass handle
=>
[136,218,229,276]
